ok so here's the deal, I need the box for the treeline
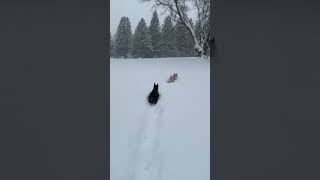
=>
[110,11,199,58]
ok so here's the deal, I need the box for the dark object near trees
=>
[148,83,160,105]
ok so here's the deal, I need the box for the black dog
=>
[148,83,160,105]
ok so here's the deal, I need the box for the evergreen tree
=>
[115,17,132,58]
[175,20,194,57]
[161,16,176,57]
[131,18,153,58]
[149,10,162,57]
[110,33,115,57]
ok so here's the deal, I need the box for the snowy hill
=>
[110,57,210,180]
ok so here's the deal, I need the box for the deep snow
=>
[110,57,210,180]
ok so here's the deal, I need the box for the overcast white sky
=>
[110,0,166,35]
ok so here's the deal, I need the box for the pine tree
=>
[110,33,115,57]
[115,17,132,58]
[175,21,192,57]
[149,10,162,58]
[161,16,176,57]
[131,18,153,58]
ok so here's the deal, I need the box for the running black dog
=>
[148,83,160,105]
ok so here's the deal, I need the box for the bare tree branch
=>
[141,0,212,57]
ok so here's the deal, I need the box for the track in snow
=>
[128,82,169,180]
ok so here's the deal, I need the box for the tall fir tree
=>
[175,20,193,57]
[110,33,115,57]
[161,16,176,57]
[131,18,153,58]
[149,10,162,58]
[115,17,132,58]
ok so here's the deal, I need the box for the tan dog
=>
[167,73,178,83]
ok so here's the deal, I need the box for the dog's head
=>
[153,83,159,91]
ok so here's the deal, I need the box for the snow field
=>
[110,57,210,180]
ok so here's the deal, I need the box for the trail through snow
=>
[111,57,210,180]
[128,82,169,180]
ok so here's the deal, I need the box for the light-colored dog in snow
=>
[167,73,178,83]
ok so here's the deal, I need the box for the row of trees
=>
[141,0,212,58]
[110,11,199,58]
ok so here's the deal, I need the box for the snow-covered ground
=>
[110,57,210,180]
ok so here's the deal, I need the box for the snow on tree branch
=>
[141,0,212,58]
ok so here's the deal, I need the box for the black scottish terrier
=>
[148,83,160,105]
